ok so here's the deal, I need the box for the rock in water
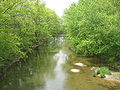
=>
[74,63,87,67]
[70,69,80,72]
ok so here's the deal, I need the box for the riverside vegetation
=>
[0,0,61,73]
[0,0,120,82]
[93,67,111,78]
[63,0,120,78]
[63,0,120,65]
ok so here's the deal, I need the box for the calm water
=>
[0,36,120,90]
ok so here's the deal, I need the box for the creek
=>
[0,36,120,90]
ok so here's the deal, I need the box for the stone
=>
[104,74,120,83]
[74,63,87,67]
[70,69,80,72]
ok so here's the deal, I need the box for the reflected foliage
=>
[0,48,57,90]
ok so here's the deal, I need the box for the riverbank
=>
[65,49,120,84]
[65,44,120,83]
[64,55,120,90]
[105,72,120,83]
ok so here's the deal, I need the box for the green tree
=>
[0,0,61,69]
[64,0,120,63]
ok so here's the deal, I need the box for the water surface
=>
[0,36,120,90]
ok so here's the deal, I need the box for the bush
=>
[98,67,111,75]
[93,67,111,78]
[99,73,105,78]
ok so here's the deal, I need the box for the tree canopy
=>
[0,0,61,69]
[64,0,120,63]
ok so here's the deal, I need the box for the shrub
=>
[98,67,111,75]
[99,73,105,78]
[93,67,111,78]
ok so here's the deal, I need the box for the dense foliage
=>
[64,0,120,63]
[0,0,61,69]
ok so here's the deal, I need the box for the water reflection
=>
[0,36,68,90]
[0,36,120,90]
[45,50,68,90]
